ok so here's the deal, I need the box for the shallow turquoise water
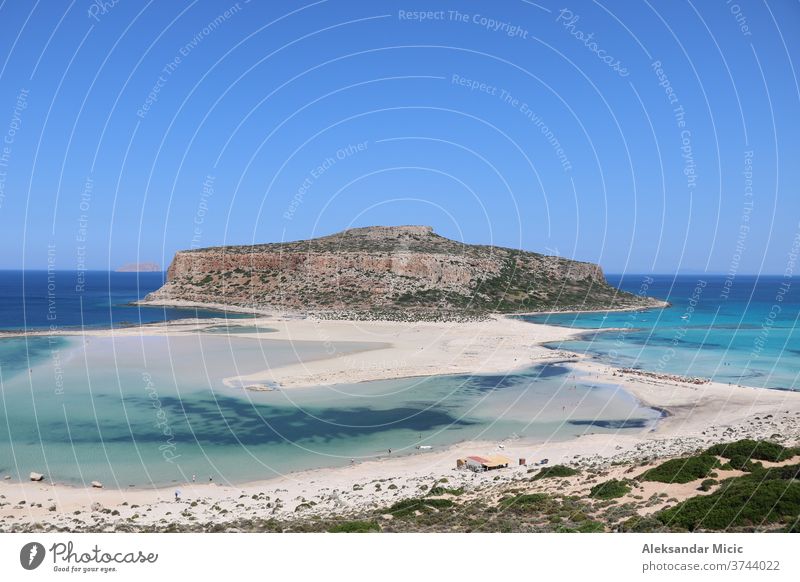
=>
[524,275,799,391]
[0,333,657,486]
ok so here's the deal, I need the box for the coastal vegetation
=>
[327,520,380,533]
[589,479,632,500]
[706,438,800,469]
[639,455,720,484]
[656,463,800,531]
[426,484,465,496]
[530,464,579,480]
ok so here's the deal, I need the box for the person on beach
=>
[174,490,180,502]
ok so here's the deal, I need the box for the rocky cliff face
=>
[145,226,658,318]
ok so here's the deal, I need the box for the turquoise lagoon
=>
[0,331,658,487]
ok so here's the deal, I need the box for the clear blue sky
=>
[0,0,798,274]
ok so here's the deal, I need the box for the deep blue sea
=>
[524,274,799,391]
[0,270,233,330]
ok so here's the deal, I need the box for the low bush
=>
[698,479,717,492]
[706,439,798,464]
[423,498,454,509]
[557,520,604,533]
[531,465,579,481]
[497,493,552,511]
[327,520,380,533]
[385,497,454,518]
[427,485,464,496]
[639,455,719,484]
[618,515,669,533]
[657,466,800,531]
[589,479,631,500]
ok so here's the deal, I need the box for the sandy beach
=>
[223,314,587,389]
[1,311,799,532]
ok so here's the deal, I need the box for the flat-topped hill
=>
[144,226,662,319]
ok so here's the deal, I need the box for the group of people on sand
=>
[173,474,214,501]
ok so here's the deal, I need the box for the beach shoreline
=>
[1,309,799,531]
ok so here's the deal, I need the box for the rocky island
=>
[142,225,663,319]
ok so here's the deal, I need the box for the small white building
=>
[461,455,511,472]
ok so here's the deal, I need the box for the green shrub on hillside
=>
[618,515,670,533]
[327,520,380,533]
[639,455,719,484]
[498,493,552,511]
[427,485,464,496]
[698,479,717,492]
[385,497,454,518]
[706,439,797,462]
[423,498,454,509]
[531,465,579,481]
[705,439,799,470]
[657,467,800,531]
[557,520,604,533]
[589,479,631,500]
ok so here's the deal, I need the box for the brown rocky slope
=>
[143,226,663,319]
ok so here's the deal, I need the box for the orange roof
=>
[484,455,511,466]
[466,455,490,464]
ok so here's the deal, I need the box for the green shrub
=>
[730,459,762,472]
[784,516,800,533]
[639,455,719,484]
[618,515,668,533]
[698,479,717,492]
[423,498,454,509]
[427,485,464,496]
[589,479,631,500]
[706,439,798,464]
[531,465,579,481]
[498,493,551,511]
[327,520,380,533]
[657,469,800,531]
[385,498,424,518]
[385,497,454,518]
[576,520,604,532]
[556,520,604,533]
[755,463,800,480]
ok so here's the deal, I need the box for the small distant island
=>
[142,225,664,319]
[116,262,161,273]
